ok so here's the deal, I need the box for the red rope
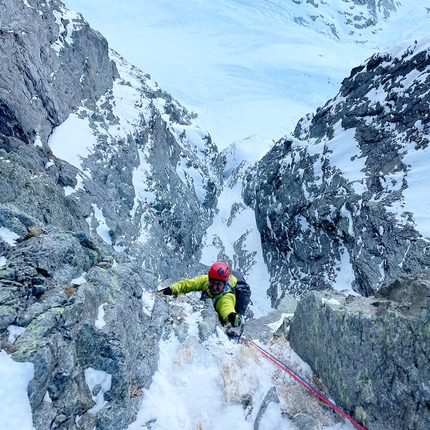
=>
[248,339,367,430]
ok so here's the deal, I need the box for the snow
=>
[7,325,26,344]
[223,136,274,178]
[84,368,112,414]
[132,147,157,213]
[322,298,341,306]
[201,139,274,318]
[62,0,429,151]
[51,6,82,53]
[71,273,87,286]
[126,297,357,430]
[88,204,112,245]
[64,173,85,196]
[0,351,35,430]
[390,140,430,237]
[333,246,357,294]
[95,304,107,330]
[48,112,97,171]
[0,227,20,246]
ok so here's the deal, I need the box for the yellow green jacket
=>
[169,274,239,323]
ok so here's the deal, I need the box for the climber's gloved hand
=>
[228,312,242,327]
[160,287,173,295]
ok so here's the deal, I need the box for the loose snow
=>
[0,351,35,430]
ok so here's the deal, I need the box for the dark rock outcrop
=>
[0,0,118,146]
[244,36,430,301]
[289,272,430,430]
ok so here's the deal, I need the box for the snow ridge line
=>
[247,339,368,430]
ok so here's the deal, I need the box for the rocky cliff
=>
[244,36,430,302]
[243,35,430,430]
[289,272,430,430]
[0,0,117,146]
[1,0,222,428]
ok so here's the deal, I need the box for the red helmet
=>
[208,262,231,282]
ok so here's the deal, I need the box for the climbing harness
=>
[246,339,368,430]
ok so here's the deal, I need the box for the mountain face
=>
[1,0,430,429]
[0,0,223,280]
[289,0,398,40]
[1,0,222,427]
[244,36,430,302]
[0,0,117,145]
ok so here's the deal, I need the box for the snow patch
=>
[7,325,26,344]
[85,368,112,414]
[0,227,20,246]
[48,113,97,170]
[95,304,107,330]
[0,351,35,430]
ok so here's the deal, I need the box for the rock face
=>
[0,0,223,282]
[289,0,398,42]
[0,0,222,428]
[289,272,430,430]
[0,0,118,146]
[11,262,169,430]
[244,36,430,302]
[1,0,430,429]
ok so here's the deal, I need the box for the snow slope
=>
[128,292,357,430]
[63,0,430,150]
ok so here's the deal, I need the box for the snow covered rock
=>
[290,0,398,42]
[244,35,430,300]
[1,0,222,428]
[289,271,430,430]
[9,265,168,429]
[0,0,118,146]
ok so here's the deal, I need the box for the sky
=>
[1,0,430,428]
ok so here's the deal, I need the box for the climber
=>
[160,262,251,327]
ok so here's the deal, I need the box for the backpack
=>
[230,270,251,315]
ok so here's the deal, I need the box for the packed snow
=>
[0,227,21,246]
[128,293,358,430]
[0,351,34,430]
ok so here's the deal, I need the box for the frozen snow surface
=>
[0,351,35,430]
[126,298,357,430]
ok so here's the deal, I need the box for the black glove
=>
[160,287,172,295]
[228,312,242,327]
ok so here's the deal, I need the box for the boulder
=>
[289,273,430,430]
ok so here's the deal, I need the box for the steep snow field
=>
[128,292,358,430]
